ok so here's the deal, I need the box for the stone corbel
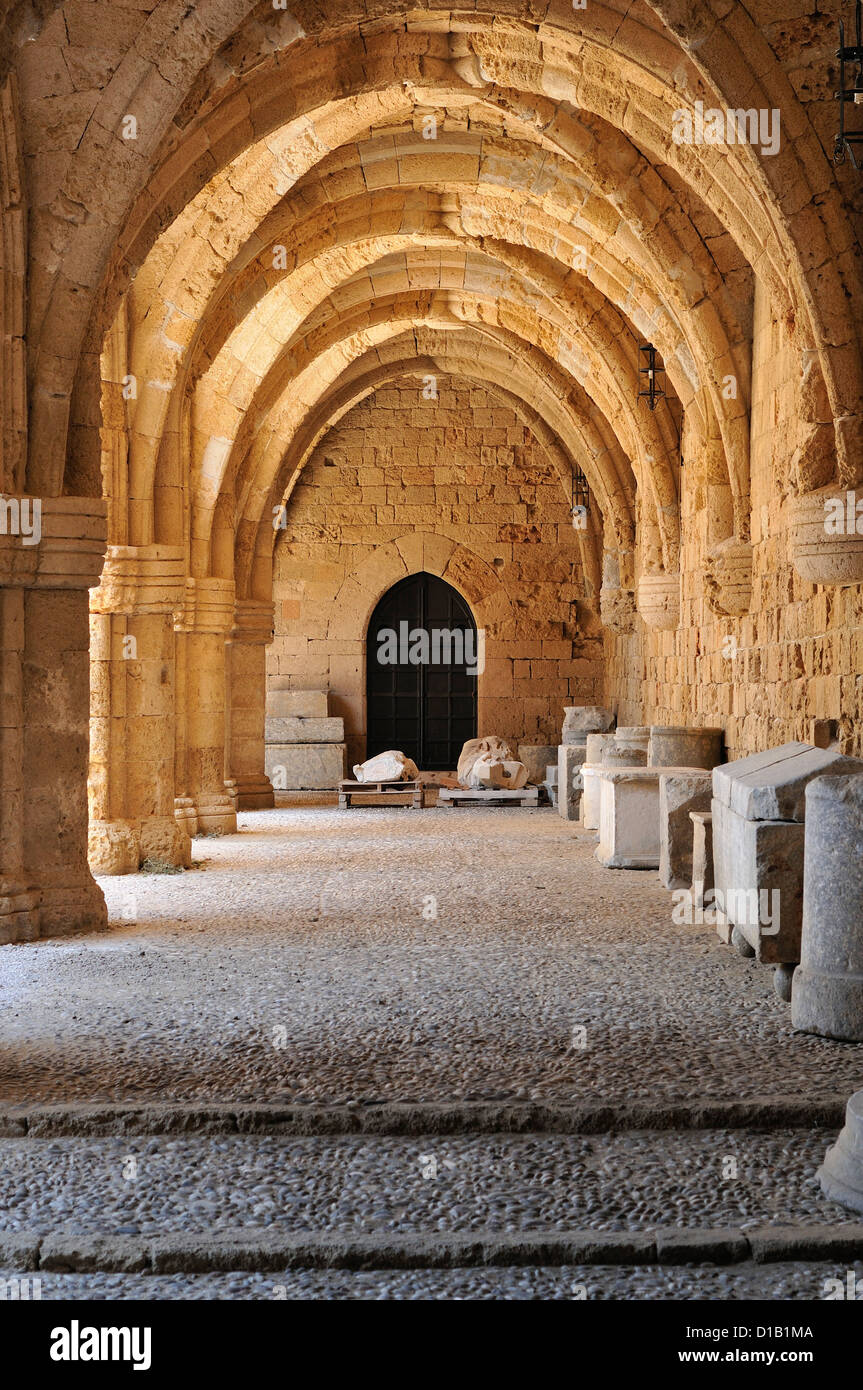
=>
[636,571,680,631]
[703,536,753,616]
[231,598,275,645]
[788,486,863,586]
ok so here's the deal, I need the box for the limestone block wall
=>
[269,377,603,768]
[605,280,863,762]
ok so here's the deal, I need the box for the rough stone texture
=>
[265,717,345,745]
[649,727,724,770]
[517,745,558,786]
[562,707,614,741]
[267,691,329,719]
[658,771,713,891]
[711,800,805,965]
[265,745,347,791]
[792,775,863,1042]
[558,744,588,822]
[271,379,603,770]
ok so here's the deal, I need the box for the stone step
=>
[1,1258,861,1300]
[0,1128,852,1252]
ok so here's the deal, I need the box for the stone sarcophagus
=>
[711,742,863,966]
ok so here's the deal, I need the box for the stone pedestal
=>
[596,767,665,869]
[581,733,617,829]
[558,743,588,821]
[690,811,714,910]
[659,770,713,889]
[615,726,650,758]
[711,742,863,965]
[819,1089,863,1214]
[1,498,108,940]
[518,744,558,786]
[649,726,724,770]
[265,690,347,789]
[792,774,863,1041]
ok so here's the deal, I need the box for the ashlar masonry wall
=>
[270,376,603,769]
[605,279,863,761]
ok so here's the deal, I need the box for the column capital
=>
[89,543,187,614]
[0,496,106,591]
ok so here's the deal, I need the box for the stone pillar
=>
[228,599,275,810]
[88,546,191,873]
[1,497,107,941]
[792,774,863,1041]
[174,578,238,836]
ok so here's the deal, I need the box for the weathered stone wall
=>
[605,279,863,762]
[270,376,603,768]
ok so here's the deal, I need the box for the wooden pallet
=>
[338,778,424,808]
[438,786,539,808]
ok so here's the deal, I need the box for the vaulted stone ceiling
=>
[3,0,861,619]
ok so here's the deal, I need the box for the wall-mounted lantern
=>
[834,0,863,167]
[571,464,590,529]
[638,344,666,411]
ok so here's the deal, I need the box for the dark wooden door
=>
[366,572,478,771]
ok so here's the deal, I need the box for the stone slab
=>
[658,771,713,890]
[265,716,344,744]
[690,811,714,911]
[265,744,347,790]
[712,742,863,822]
[266,690,329,719]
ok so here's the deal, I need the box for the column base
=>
[0,880,42,944]
[233,774,275,810]
[37,876,107,939]
[189,792,238,837]
[791,966,863,1042]
[819,1089,863,1214]
[174,797,199,838]
[89,817,192,875]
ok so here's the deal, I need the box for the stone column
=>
[792,774,863,1041]
[1,497,107,941]
[227,599,275,810]
[174,577,238,836]
[88,546,191,874]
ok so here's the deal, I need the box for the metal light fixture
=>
[834,0,863,167]
[638,343,666,411]
[571,464,589,528]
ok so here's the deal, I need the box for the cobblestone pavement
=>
[2,1263,861,1301]
[2,807,862,1302]
[0,1130,850,1238]
[0,808,861,1107]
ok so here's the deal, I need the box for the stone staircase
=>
[2,1100,863,1299]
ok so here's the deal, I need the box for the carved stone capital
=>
[636,571,680,630]
[788,487,863,586]
[704,537,753,616]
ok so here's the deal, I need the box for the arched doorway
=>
[366,572,478,771]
